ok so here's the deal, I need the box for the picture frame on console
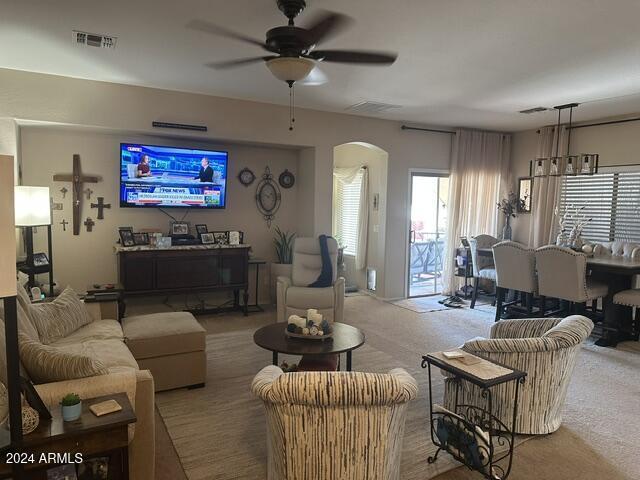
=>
[171,222,190,236]
[195,224,208,236]
[228,231,243,245]
[119,228,135,247]
[201,233,215,245]
[133,232,150,245]
[213,231,229,245]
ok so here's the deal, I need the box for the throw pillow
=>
[30,286,92,344]
[18,333,108,384]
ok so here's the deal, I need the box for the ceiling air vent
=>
[72,30,117,49]
[346,101,402,115]
[519,106,550,114]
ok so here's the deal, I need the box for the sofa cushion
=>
[285,286,335,309]
[51,320,124,346]
[52,338,139,372]
[30,287,93,344]
[123,312,205,360]
[18,333,109,383]
[14,284,40,341]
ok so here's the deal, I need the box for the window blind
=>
[558,171,640,242]
[333,171,363,256]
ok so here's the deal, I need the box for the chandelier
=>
[530,103,599,178]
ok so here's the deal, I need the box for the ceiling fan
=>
[187,0,398,87]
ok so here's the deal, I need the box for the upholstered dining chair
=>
[277,237,345,324]
[443,315,593,434]
[252,366,418,480]
[535,245,608,315]
[492,241,537,322]
[613,290,640,339]
[469,234,500,309]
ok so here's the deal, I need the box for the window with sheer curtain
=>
[333,170,363,256]
[558,170,640,242]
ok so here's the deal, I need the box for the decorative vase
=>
[62,401,82,422]
[502,217,512,240]
[270,263,293,304]
[556,232,568,246]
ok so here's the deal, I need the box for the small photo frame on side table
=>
[195,224,208,236]
[133,232,150,245]
[171,222,190,236]
[200,232,215,244]
[228,230,243,245]
[213,231,229,245]
[119,228,135,247]
[33,252,50,267]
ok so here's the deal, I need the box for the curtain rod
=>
[401,125,456,135]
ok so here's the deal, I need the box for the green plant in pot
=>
[60,393,82,422]
[271,227,296,303]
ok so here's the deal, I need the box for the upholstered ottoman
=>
[122,312,207,392]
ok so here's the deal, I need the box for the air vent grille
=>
[519,106,550,114]
[72,30,117,49]
[346,101,402,114]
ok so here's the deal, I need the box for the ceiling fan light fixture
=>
[266,57,315,83]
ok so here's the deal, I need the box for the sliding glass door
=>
[407,173,449,297]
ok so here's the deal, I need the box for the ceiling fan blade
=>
[205,56,275,70]
[308,50,397,65]
[299,66,328,86]
[187,19,275,52]
[303,11,353,46]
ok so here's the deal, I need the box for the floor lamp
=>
[14,186,53,295]
[0,155,22,451]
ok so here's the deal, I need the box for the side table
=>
[0,392,136,480]
[84,284,125,321]
[247,258,267,313]
[421,351,526,480]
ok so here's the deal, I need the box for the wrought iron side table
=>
[421,352,526,480]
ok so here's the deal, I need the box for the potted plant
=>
[497,192,525,240]
[60,393,82,422]
[271,227,295,303]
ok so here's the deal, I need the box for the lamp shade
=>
[266,57,315,83]
[0,155,17,297]
[14,186,51,227]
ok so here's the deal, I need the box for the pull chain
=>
[288,81,296,131]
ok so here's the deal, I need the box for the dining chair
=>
[469,234,500,309]
[492,241,537,322]
[535,245,609,315]
[613,289,640,339]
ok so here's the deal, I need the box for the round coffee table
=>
[253,322,365,371]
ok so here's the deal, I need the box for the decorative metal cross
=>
[53,155,100,235]
[60,219,69,231]
[90,197,111,220]
[84,217,95,232]
[59,187,68,198]
[83,188,94,200]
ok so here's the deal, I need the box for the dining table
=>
[477,247,640,347]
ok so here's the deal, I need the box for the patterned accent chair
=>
[277,237,345,324]
[535,245,608,315]
[469,234,500,309]
[443,315,593,434]
[252,366,418,480]
[492,241,537,322]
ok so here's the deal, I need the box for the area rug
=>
[154,297,639,480]
[389,295,451,313]
[155,407,188,480]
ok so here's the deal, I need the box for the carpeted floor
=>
[154,296,639,480]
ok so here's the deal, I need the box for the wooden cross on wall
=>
[90,197,111,220]
[53,155,100,235]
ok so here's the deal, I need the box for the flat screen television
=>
[120,143,228,208]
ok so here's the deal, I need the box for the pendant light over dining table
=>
[530,103,599,178]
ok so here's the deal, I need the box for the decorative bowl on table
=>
[285,311,333,341]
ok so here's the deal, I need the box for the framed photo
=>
[119,229,135,247]
[213,231,229,245]
[195,224,208,235]
[171,222,190,236]
[517,177,533,213]
[228,231,243,245]
[133,232,150,245]
[200,232,215,244]
[33,252,50,267]
[77,457,109,480]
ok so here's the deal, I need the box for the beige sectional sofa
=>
[0,286,155,480]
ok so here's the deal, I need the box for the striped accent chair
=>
[443,315,593,435]
[252,366,418,480]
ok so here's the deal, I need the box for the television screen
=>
[120,143,228,208]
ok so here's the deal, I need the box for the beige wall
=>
[0,67,452,299]
[333,143,388,292]
[20,126,300,304]
[509,114,640,244]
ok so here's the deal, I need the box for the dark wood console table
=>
[116,244,250,315]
